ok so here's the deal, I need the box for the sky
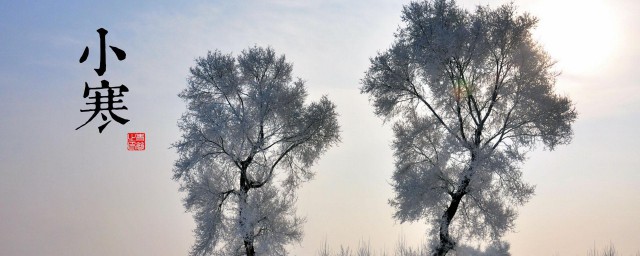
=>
[0,0,638,255]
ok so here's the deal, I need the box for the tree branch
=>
[219,189,237,210]
[406,78,464,144]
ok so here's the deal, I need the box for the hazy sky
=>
[1,0,638,255]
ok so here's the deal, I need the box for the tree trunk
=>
[433,192,464,256]
[433,175,471,256]
[244,240,256,256]
[239,188,255,256]
[239,166,255,256]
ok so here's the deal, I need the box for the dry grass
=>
[317,239,639,256]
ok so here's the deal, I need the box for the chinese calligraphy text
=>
[76,28,129,133]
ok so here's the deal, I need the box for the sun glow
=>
[533,0,620,75]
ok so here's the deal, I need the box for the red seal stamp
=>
[127,132,145,151]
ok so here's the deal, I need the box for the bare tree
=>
[174,46,340,256]
[361,1,576,255]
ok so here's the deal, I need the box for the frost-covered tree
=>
[361,1,577,255]
[174,46,340,256]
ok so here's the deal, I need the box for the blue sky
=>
[1,0,639,255]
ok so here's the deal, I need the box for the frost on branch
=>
[174,46,340,256]
[361,0,576,255]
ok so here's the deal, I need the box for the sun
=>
[532,0,620,75]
